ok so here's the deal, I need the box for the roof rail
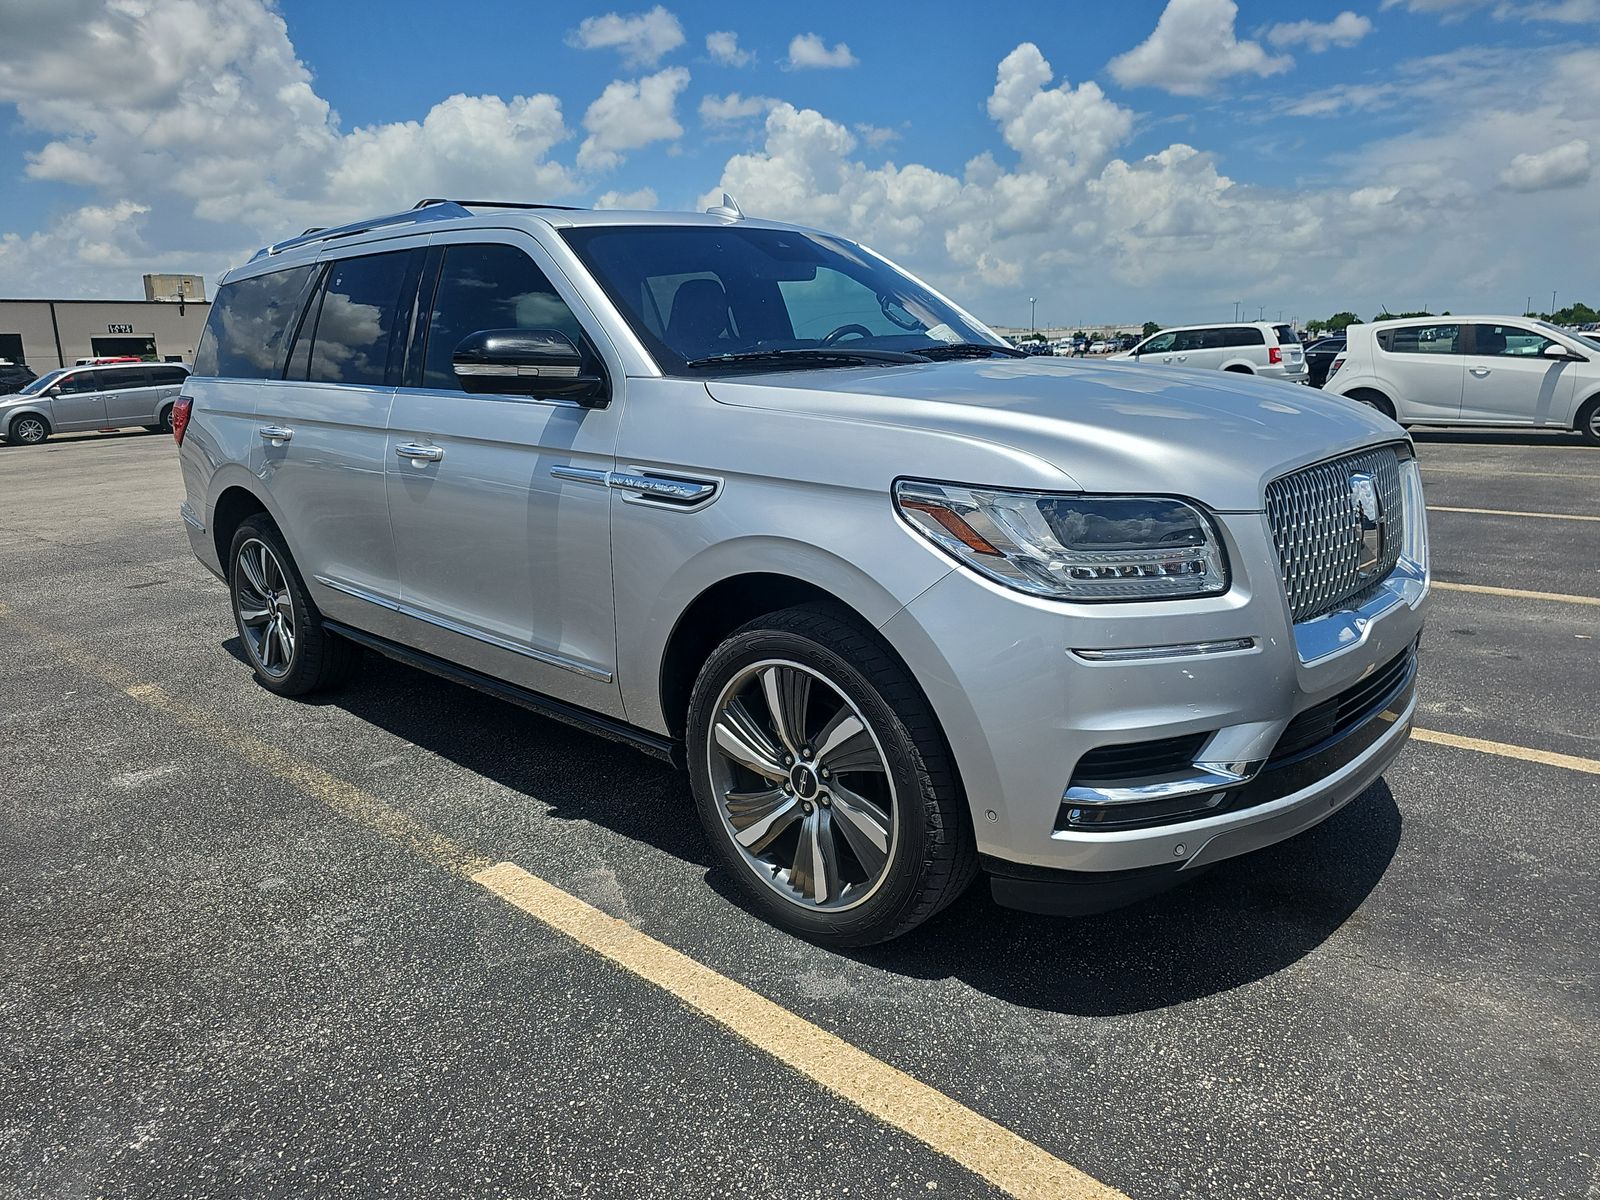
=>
[248,199,476,262]
[248,198,588,263]
[411,198,586,212]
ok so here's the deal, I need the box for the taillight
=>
[1268,346,1283,365]
[1328,355,1346,378]
[172,396,193,446]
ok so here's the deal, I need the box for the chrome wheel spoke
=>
[829,783,890,877]
[237,602,270,625]
[276,614,295,662]
[727,788,801,854]
[759,665,811,758]
[813,708,882,775]
[789,810,842,904]
[713,699,788,782]
[238,546,269,596]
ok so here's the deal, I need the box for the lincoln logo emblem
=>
[1349,472,1382,576]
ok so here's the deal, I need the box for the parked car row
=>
[1111,322,1308,383]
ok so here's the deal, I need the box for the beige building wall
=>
[0,298,211,370]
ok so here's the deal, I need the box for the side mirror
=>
[1543,342,1581,361]
[452,329,609,405]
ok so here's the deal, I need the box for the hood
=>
[706,357,1401,512]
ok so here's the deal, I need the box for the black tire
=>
[228,514,360,696]
[1347,389,1397,422]
[157,404,174,435]
[686,604,977,947]
[8,413,49,445]
[1577,395,1600,447]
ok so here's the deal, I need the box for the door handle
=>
[1469,367,1491,377]
[258,425,293,442]
[395,443,444,462]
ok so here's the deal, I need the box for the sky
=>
[0,0,1595,329]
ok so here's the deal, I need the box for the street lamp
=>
[1029,296,1037,333]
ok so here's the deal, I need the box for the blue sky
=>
[1,0,1596,327]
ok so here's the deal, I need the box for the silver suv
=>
[177,198,1429,945]
[3,361,190,444]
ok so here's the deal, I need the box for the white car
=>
[1325,317,1600,443]
[1114,321,1307,383]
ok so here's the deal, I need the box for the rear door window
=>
[193,265,318,379]
[1377,324,1461,354]
[1272,324,1299,345]
[298,251,416,386]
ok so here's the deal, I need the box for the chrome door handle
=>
[258,425,293,442]
[395,443,444,462]
[1469,367,1491,377]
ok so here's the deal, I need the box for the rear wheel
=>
[1346,389,1397,422]
[156,404,174,435]
[1224,365,1253,374]
[686,605,976,947]
[1577,396,1600,446]
[7,414,48,445]
[228,515,360,696]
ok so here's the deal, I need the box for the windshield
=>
[561,224,1003,372]
[19,368,68,395]
[1538,320,1600,353]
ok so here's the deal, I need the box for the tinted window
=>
[1172,329,1207,352]
[149,366,190,387]
[1272,324,1299,345]
[56,373,98,394]
[420,243,588,391]
[1378,324,1461,354]
[100,367,149,389]
[1470,324,1556,357]
[193,265,316,379]
[1223,326,1266,347]
[299,252,414,386]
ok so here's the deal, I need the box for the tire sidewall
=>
[228,518,315,694]
[686,623,936,945]
[9,415,47,445]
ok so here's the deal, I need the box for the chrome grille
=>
[1265,445,1405,623]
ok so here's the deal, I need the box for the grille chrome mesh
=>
[1265,445,1405,623]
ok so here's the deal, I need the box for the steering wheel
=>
[819,323,874,347]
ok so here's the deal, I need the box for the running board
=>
[323,620,682,767]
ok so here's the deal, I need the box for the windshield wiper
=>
[914,342,1027,360]
[683,348,930,369]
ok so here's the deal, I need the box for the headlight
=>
[894,480,1229,601]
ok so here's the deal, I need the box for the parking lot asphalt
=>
[2,426,1596,1200]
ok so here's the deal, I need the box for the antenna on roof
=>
[705,193,744,220]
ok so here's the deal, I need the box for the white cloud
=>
[1500,138,1591,190]
[578,67,690,171]
[785,34,859,70]
[1108,0,1292,95]
[1267,12,1374,51]
[565,6,685,68]
[706,31,752,67]
[1382,0,1599,20]
[988,44,1133,185]
[594,187,659,209]
[700,92,779,124]
[855,123,901,148]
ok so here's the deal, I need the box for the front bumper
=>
[879,491,1428,891]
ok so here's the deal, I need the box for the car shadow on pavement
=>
[265,646,1402,1018]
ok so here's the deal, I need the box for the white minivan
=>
[1113,322,1307,382]
[1325,317,1600,443]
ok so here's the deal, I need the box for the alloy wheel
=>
[706,659,896,911]
[12,417,46,444]
[234,538,296,678]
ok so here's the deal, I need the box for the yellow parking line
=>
[477,862,1124,1200]
[0,599,1125,1200]
[1419,465,1600,480]
[1428,505,1600,522]
[1431,581,1600,607]
[1411,728,1600,776]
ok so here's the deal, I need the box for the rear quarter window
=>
[193,265,318,379]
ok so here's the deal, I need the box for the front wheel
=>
[1577,396,1600,447]
[686,606,976,946]
[8,414,48,445]
[229,515,360,696]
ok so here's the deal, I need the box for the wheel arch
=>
[209,482,272,570]
[5,407,52,437]
[1573,389,1600,431]
[1222,362,1254,374]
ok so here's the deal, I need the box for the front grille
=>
[1072,732,1210,783]
[1265,445,1405,623]
[1271,639,1418,763]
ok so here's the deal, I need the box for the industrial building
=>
[0,274,210,371]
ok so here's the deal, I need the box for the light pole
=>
[1233,300,1241,322]
[1029,297,1037,333]
[1552,290,1558,317]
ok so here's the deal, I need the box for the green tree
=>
[1326,311,1362,332]
[1142,320,1161,337]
